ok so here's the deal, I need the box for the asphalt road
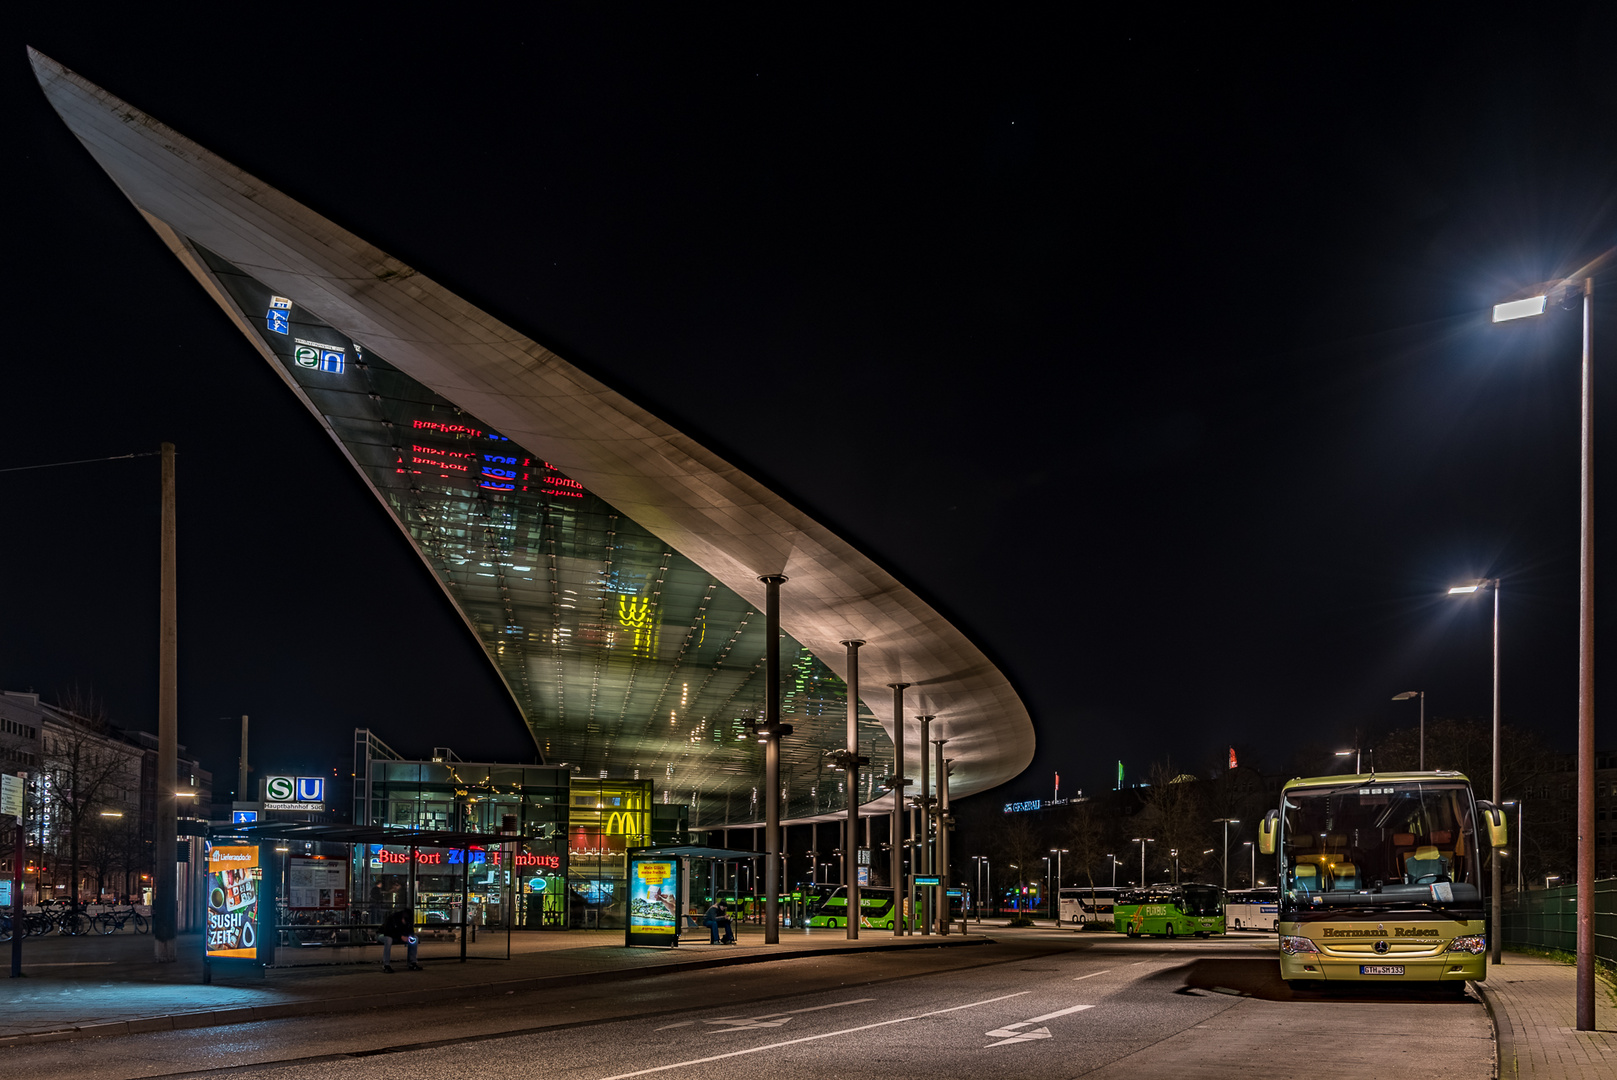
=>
[0,930,1493,1079]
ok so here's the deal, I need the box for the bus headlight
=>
[1446,935,1487,955]
[1279,935,1320,955]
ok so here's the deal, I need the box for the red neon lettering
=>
[413,420,484,438]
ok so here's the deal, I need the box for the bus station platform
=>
[0,923,983,1046]
[1473,953,1617,1079]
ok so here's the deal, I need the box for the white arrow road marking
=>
[984,1003,1094,1048]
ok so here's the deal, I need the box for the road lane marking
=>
[698,998,877,1031]
[985,1003,1095,1047]
[597,992,1030,1079]
[1074,969,1111,981]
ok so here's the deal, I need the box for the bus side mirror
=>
[1258,811,1278,856]
[1477,803,1508,848]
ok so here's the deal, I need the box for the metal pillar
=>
[935,740,949,934]
[154,442,178,961]
[1491,581,1502,967]
[918,715,931,936]
[1575,275,1595,1031]
[841,639,863,940]
[888,684,908,936]
[760,574,786,945]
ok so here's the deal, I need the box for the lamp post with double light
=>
[1213,818,1239,893]
[1393,690,1425,770]
[1132,838,1154,887]
[1049,848,1067,926]
[1449,577,1502,967]
[1493,268,1601,1028]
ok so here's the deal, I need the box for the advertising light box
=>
[625,854,680,948]
[206,843,268,962]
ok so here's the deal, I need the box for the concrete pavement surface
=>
[0,925,1527,1079]
[1474,953,1617,1079]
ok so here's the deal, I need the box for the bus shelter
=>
[629,845,771,932]
[217,821,521,966]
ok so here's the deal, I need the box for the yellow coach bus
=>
[1258,771,1507,990]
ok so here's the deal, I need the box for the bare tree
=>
[40,689,140,911]
[1063,801,1109,895]
[995,812,1045,918]
[1141,759,1209,883]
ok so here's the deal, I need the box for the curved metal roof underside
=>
[32,50,1034,824]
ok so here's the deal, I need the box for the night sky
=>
[5,10,1614,807]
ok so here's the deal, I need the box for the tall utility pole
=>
[759,575,787,945]
[154,442,178,962]
[888,684,908,937]
[840,640,864,941]
[237,715,249,801]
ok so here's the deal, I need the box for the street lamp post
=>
[1493,270,1599,1029]
[1392,691,1425,770]
[1107,853,1117,888]
[1132,838,1154,885]
[1449,577,1502,967]
[1049,848,1067,926]
[1213,818,1239,893]
[1503,800,1524,894]
[1243,841,1254,887]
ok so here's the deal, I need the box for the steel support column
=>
[841,639,863,940]
[888,683,908,936]
[760,574,786,945]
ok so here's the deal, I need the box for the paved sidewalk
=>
[1477,952,1617,1079]
[0,923,982,1046]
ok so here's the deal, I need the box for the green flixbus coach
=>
[805,886,922,931]
[1257,770,1508,990]
[1113,883,1225,938]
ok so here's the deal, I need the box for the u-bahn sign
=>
[264,775,325,811]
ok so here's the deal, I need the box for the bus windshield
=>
[1282,780,1480,909]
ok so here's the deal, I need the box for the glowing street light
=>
[1449,576,1502,967]
[1492,264,1602,1030]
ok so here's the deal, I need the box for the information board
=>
[625,855,680,948]
[288,856,348,910]
[206,844,264,960]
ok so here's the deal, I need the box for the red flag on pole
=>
[1228,747,1238,770]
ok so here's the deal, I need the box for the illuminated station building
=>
[34,52,1034,929]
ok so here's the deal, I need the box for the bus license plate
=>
[1360,965,1404,976]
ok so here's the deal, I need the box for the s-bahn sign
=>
[265,775,325,810]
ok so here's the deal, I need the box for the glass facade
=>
[199,245,892,828]
[359,756,569,928]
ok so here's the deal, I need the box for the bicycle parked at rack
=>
[94,906,149,934]
[38,899,94,936]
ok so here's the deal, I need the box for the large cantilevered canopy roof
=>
[31,49,1034,823]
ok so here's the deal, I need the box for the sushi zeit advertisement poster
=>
[207,845,263,958]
